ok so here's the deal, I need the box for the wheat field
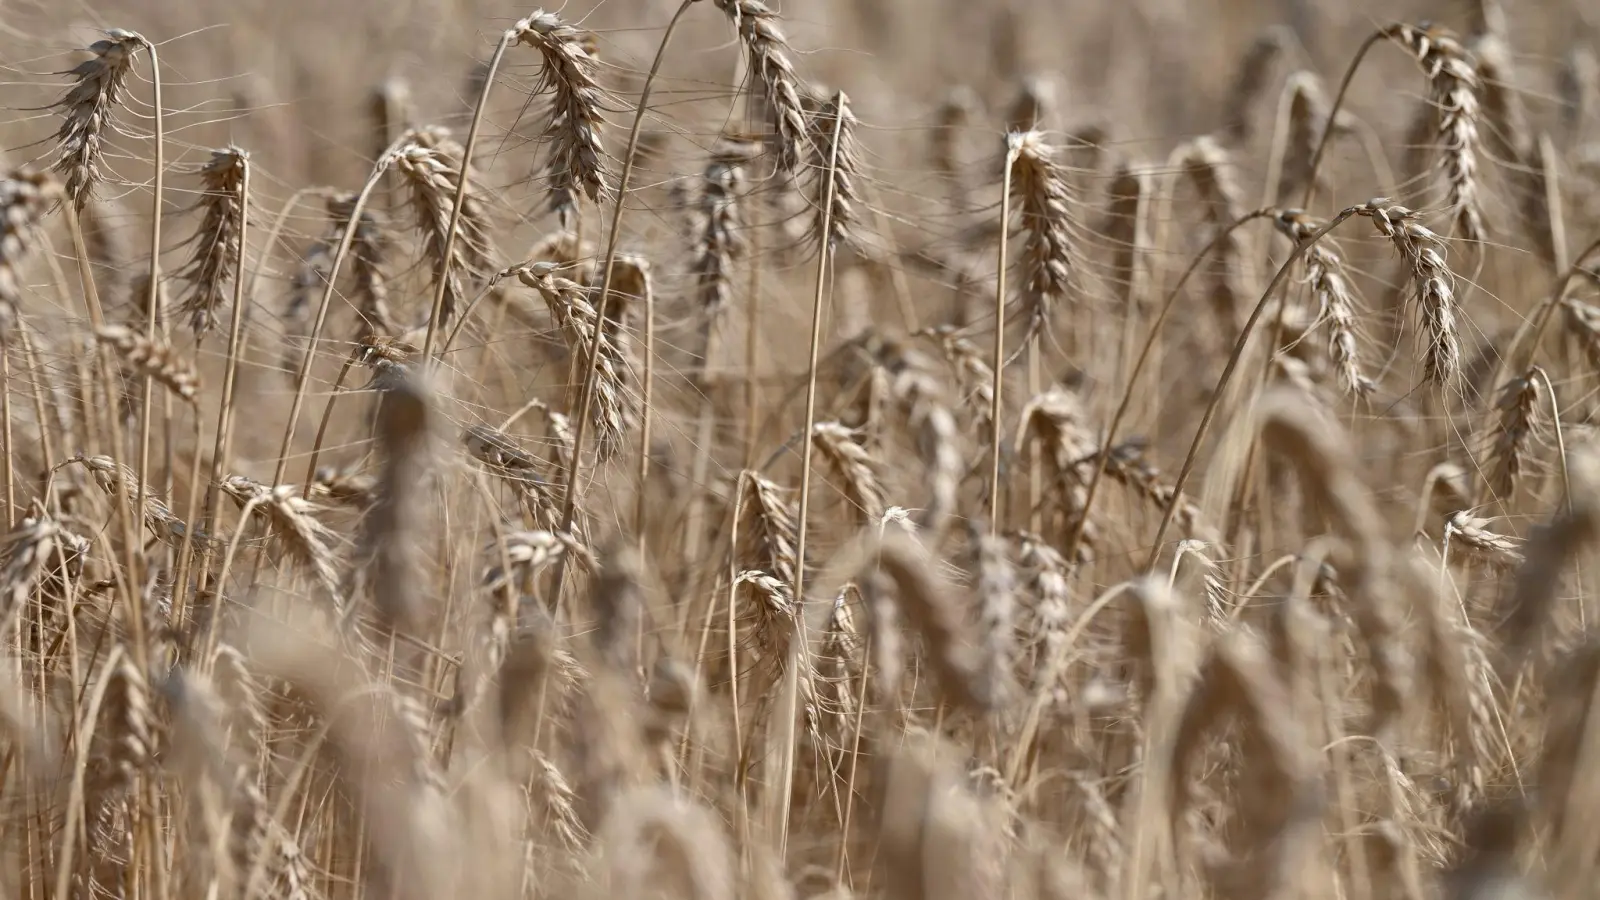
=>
[1,0,1599,897]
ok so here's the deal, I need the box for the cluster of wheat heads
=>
[9,0,1600,897]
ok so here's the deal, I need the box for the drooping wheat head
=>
[1383,23,1486,242]
[1273,209,1372,396]
[392,128,495,329]
[713,0,811,172]
[514,12,609,224]
[1357,200,1461,386]
[49,30,147,207]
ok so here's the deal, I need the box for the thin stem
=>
[134,43,166,624]
[632,267,657,549]
[1,342,12,523]
[269,152,398,487]
[988,144,1019,535]
[187,157,250,605]
[302,357,356,490]
[1489,237,1600,395]
[1301,31,1384,210]
[1143,207,1359,570]
[421,29,514,361]
[779,88,848,857]
[1061,209,1273,566]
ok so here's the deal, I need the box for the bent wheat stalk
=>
[1144,205,1363,569]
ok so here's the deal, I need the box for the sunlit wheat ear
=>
[513,12,608,225]
[714,0,810,172]
[0,170,63,341]
[101,650,156,797]
[805,90,866,253]
[1017,386,1098,536]
[220,475,344,611]
[1445,511,1524,568]
[1223,26,1289,142]
[1485,367,1543,502]
[519,264,634,461]
[348,364,432,635]
[393,127,495,328]
[70,453,197,547]
[1179,136,1248,327]
[175,148,248,335]
[922,324,995,433]
[1010,535,1072,698]
[1006,130,1074,364]
[1,505,89,628]
[50,29,147,207]
[1101,441,1211,540]
[463,425,560,528]
[811,421,884,524]
[481,529,592,599]
[1274,209,1372,396]
[1357,200,1461,386]
[530,751,588,855]
[1383,23,1486,242]
[733,471,800,659]
[877,337,963,534]
[160,670,267,897]
[95,325,200,403]
[328,191,397,335]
